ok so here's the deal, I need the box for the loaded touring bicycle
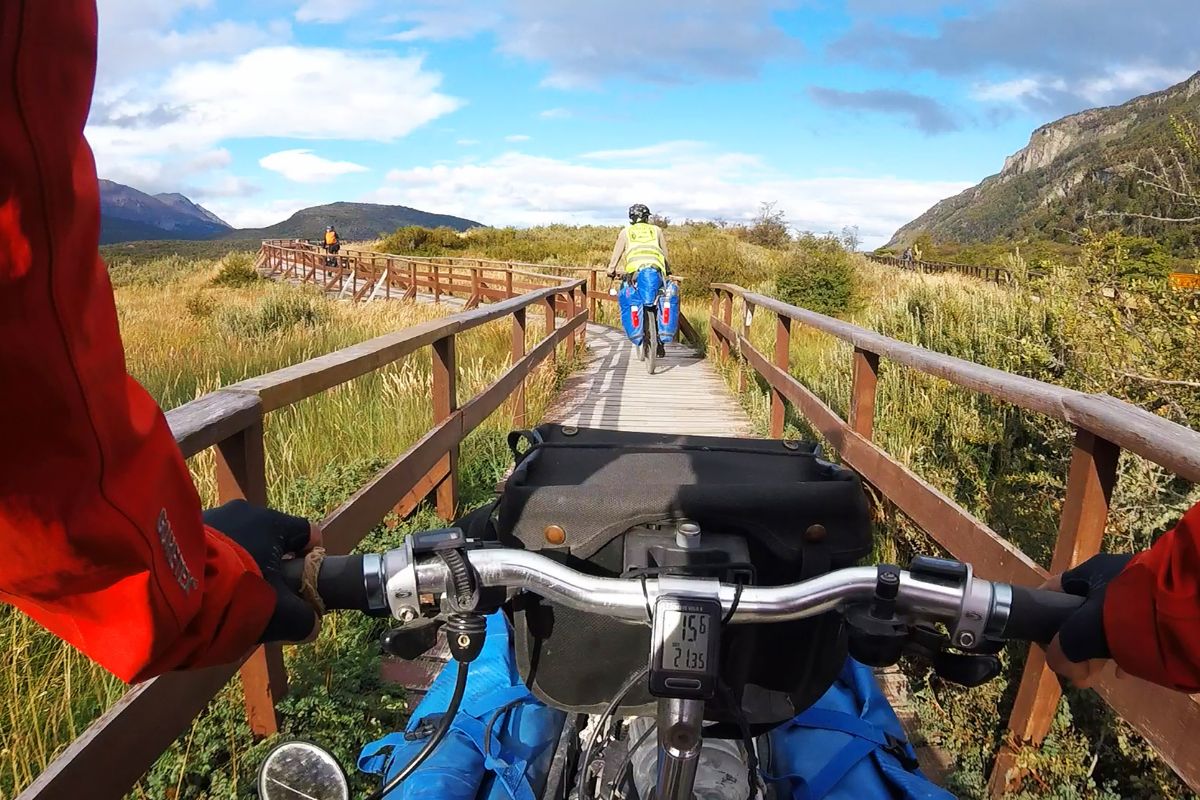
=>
[258,425,1082,800]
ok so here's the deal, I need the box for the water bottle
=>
[628,719,751,800]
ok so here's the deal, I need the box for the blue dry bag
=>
[762,658,954,800]
[358,613,566,799]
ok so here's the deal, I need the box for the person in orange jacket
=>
[2,1,1200,696]
[0,0,320,684]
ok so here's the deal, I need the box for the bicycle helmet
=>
[628,203,651,224]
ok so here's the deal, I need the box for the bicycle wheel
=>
[645,312,658,375]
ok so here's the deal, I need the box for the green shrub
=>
[216,292,329,338]
[184,292,216,319]
[774,241,857,316]
[106,254,195,287]
[210,252,262,287]
[378,225,468,255]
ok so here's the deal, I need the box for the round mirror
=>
[257,740,350,800]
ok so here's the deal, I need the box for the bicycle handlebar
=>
[282,548,1083,647]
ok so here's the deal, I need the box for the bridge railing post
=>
[709,289,720,353]
[433,264,442,304]
[577,283,588,354]
[215,418,287,738]
[505,269,514,298]
[543,296,557,369]
[770,313,791,437]
[850,348,880,439]
[512,308,527,428]
[987,429,1119,796]
[588,271,599,322]
[720,291,733,360]
[432,334,459,520]
[739,298,755,394]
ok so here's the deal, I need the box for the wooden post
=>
[544,296,558,369]
[770,314,792,438]
[588,271,599,322]
[987,429,1120,797]
[849,348,880,439]
[565,290,578,357]
[432,335,459,521]
[577,284,588,353]
[739,300,755,394]
[433,264,442,304]
[511,309,527,428]
[506,270,514,298]
[719,291,733,360]
[709,290,720,353]
[216,422,287,738]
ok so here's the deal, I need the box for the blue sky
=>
[89,0,1199,247]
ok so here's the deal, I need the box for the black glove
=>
[1056,553,1134,663]
[203,499,320,644]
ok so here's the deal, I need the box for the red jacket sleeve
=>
[0,0,273,683]
[1105,502,1200,692]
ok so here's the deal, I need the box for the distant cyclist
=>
[608,204,671,358]
[607,204,669,284]
[324,225,341,267]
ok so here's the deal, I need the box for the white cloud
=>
[296,0,374,24]
[96,1,289,88]
[372,145,968,247]
[505,134,532,142]
[259,149,370,183]
[206,198,312,230]
[88,46,461,189]
[539,108,573,119]
[971,66,1192,109]
[384,1,501,42]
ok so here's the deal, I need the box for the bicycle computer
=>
[649,596,722,700]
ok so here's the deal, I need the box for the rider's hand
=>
[1041,553,1133,687]
[203,500,323,644]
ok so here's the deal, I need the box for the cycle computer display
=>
[649,596,722,700]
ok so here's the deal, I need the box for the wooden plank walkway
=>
[546,323,751,436]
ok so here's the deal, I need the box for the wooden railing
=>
[259,241,703,347]
[866,253,1014,283]
[17,248,588,800]
[708,283,1200,797]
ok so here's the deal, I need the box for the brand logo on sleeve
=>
[158,509,199,594]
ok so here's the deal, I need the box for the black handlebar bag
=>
[477,424,873,734]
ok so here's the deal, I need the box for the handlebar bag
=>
[486,424,872,732]
[761,657,954,800]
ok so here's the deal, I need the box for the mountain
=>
[99,180,232,244]
[99,181,485,245]
[888,72,1200,253]
[229,201,483,241]
[155,192,231,228]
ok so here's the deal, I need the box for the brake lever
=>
[905,625,1003,688]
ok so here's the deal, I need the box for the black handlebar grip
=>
[1001,585,1087,645]
[279,554,371,613]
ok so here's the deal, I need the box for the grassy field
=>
[1,250,577,799]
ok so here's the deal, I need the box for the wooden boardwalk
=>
[547,323,751,436]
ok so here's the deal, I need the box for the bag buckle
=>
[405,713,443,741]
[883,732,921,772]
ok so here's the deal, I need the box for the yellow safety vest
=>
[325,230,338,245]
[623,223,665,273]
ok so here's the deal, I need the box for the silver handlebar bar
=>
[380,546,1008,649]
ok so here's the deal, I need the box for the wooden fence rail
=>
[865,253,1014,283]
[258,241,703,348]
[708,283,1200,797]
[16,248,587,800]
